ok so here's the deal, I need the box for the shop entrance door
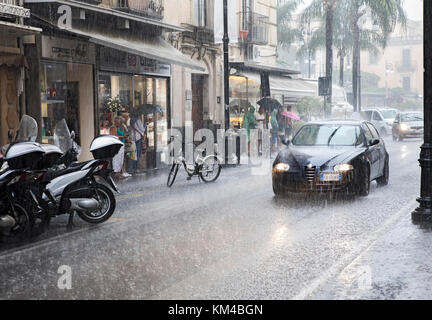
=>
[0,66,19,146]
[192,74,204,135]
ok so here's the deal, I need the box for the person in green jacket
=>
[242,104,258,155]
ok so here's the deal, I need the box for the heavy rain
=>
[0,0,429,303]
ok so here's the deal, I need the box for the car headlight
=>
[274,163,290,172]
[334,164,354,172]
[400,123,410,131]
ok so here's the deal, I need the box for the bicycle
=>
[167,145,222,187]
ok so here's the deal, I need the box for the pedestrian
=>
[242,104,258,156]
[285,105,294,138]
[100,117,111,135]
[110,116,130,179]
[255,106,265,155]
[270,108,279,152]
[130,113,146,173]
[277,106,286,147]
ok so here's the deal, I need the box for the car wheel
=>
[377,158,389,187]
[273,185,284,197]
[357,165,370,197]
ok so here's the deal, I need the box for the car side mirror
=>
[369,138,380,147]
[281,137,291,146]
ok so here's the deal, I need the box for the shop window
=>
[40,62,81,145]
[194,0,207,27]
[98,74,132,134]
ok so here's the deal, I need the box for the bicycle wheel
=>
[167,163,180,187]
[199,156,221,183]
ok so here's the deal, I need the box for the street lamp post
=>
[223,0,230,165]
[412,2,432,223]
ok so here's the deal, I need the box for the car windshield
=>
[292,124,362,146]
[401,113,423,122]
[381,110,397,119]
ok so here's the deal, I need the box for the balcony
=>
[238,11,269,45]
[104,0,164,20]
[396,61,417,73]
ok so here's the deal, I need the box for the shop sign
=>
[100,47,171,77]
[0,0,30,18]
[42,36,95,64]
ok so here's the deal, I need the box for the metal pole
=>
[223,0,231,164]
[412,1,432,223]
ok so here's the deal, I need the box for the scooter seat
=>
[44,162,90,181]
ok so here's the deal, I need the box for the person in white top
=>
[131,114,146,173]
[255,106,265,155]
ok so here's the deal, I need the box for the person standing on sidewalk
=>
[110,116,130,179]
[270,108,279,153]
[131,114,146,173]
[255,106,265,156]
[242,104,258,156]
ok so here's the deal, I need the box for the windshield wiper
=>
[327,126,342,146]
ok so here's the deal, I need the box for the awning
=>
[64,28,205,71]
[0,54,29,69]
[0,20,42,37]
[240,72,317,98]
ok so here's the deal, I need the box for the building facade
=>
[360,19,424,107]
[23,0,202,169]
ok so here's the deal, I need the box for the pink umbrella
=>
[281,111,300,121]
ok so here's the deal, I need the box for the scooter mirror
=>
[71,131,76,140]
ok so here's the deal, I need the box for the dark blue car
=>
[272,120,389,197]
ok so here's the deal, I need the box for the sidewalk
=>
[312,203,432,300]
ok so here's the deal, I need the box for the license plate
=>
[320,173,342,182]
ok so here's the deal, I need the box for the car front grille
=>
[304,166,316,183]
[411,126,423,130]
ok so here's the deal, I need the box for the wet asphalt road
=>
[0,137,423,299]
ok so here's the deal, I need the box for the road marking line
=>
[291,199,417,300]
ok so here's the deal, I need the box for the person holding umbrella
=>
[270,108,279,153]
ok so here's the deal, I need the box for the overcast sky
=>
[296,0,423,21]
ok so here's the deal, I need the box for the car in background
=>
[359,108,398,136]
[392,112,424,141]
[272,120,389,198]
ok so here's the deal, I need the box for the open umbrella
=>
[257,97,282,111]
[133,104,164,115]
[281,111,300,121]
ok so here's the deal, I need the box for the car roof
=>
[307,119,365,126]
[398,111,422,114]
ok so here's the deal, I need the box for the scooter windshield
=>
[54,119,73,153]
[15,115,38,142]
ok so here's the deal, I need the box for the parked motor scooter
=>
[28,119,123,230]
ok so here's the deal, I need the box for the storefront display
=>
[98,73,169,171]
[40,62,77,144]
[229,75,261,129]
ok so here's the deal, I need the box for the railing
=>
[238,11,269,45]
[102,0,164,19]
[0,0,18,5]
[396,60,417,73]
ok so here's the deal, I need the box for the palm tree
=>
[305,1,387,88]
[277,0,304,49]
[301,0,338,116]
[350,0,406,112]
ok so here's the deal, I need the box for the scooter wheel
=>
[76,183,116,224]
